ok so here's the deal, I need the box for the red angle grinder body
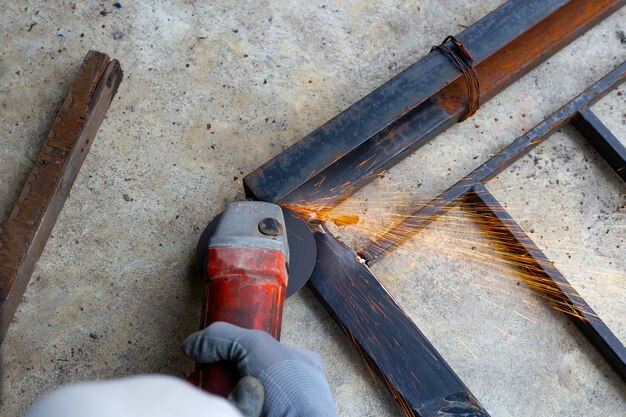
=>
[191,201,316,396]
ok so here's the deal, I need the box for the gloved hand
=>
[184,322,339,417]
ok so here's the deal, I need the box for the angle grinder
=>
[191,201,316,396]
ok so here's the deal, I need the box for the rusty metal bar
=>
[244,0,625,208]
[466,184,626,381]
[571,107,626,181]
[0,51,123,342]
[360,61,626,263]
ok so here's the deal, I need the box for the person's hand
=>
[184,322,339,417]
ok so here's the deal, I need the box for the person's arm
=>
[25,374,243,417]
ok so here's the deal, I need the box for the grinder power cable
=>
[190,201,316,396]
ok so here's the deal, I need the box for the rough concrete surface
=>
[0,1,624,416]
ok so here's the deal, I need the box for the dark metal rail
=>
[244,0,624,208]
[571,107,626,181]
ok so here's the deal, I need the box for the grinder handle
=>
[193,246,288,396]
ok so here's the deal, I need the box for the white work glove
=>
[184,322,339,417]
[24,374,243,417]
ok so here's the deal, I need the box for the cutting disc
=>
[196,207,316,298]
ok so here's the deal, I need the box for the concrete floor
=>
[1,1,625,416]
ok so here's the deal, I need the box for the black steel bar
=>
[360,61,626,263]
[243,0,576,203]
[244,0,624,207]
[308,222,490,417]
[466,184,626,381]
[571,107,626,181]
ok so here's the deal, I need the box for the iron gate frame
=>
[241,1,626,415]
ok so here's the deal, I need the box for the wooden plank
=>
[0,50,123,342]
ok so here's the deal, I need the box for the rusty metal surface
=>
[431,35,481,121]
[244,0,625,209]
[0,51,123,342]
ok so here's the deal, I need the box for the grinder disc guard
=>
[196,207,316,298]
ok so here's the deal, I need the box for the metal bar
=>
[244,0,570,203]
[466,184,626,381]
[571,107,626,181]
[244,0,625,207]
[307,222,490,417]
[360,61,626,263]
[0,51,123,342]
